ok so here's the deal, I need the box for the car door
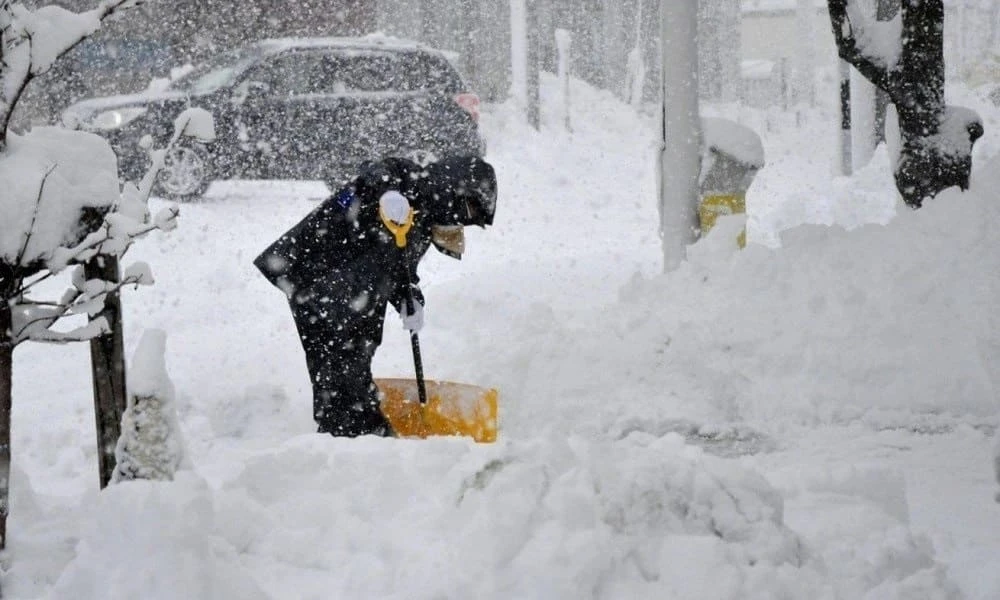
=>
[292,51,353,181]
[335,51,426,168]
[230,51,336,180]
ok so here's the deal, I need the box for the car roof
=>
[254,34,451,59]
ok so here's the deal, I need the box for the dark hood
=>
[420,156,497,227]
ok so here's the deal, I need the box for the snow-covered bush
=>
[112,329,186,483]
[0,0,216,549]
[0,0,162,551]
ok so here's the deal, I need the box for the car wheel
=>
[156,144,212,201]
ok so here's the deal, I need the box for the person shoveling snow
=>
[254,155,497,438]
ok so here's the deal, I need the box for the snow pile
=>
[603,182,1000,426]
[48,472,267,600]
[173,107,216,143]
[42,433,959,599]
[768,464,961,600]
[703,117,765,169]
[993,430,1000,503]
[113,329,187,483]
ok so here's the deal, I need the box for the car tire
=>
[156,143,213,201]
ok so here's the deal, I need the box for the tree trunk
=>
[0,297,12,550]
[892,0,947,206]
[86,256,126,489]
[829,0,982,207]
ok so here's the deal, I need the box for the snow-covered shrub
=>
[0,0,218,547]
[50,472,269,600]
[112,329,186,483]
[0,0,164,549]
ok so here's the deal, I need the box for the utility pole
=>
[526,0,540,129]
[873,0,900,144]
[838,60,852,175]
[659,0,702,271]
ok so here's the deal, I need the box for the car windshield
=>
[169,48,261,94]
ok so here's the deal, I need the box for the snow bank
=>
[48,472,267,600]
[993,430,1000,502]
[673,181,998,422]
[44,433,956,599]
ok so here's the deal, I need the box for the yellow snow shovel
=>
[376,196,499,443]
[378,377,498,443]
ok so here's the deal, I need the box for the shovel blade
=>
[377,378,498,443]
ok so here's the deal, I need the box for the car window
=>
[246,52,331,96]
[327,51,462,94]
[170,49,260,94]
[232,48,465,97]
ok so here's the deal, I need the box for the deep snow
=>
[4,75,1000,599]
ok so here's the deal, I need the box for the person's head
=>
[421,156,497,228]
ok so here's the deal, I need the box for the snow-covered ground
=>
[5,75,1000,599]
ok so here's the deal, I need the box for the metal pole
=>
[838,59,852,175]
[659,0,702,271]
[873,0,900,144]
[526,0,541,130]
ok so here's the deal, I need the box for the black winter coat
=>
[254,157,433,318]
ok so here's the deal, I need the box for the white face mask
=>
[378,191,411,225]
[378,191,414,248]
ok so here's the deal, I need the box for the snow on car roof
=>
[255,34,442,56]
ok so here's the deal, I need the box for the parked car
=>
[61,36,486,200]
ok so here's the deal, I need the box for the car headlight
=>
[87,107,148,130]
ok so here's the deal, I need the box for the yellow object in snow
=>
[699,193,747,248]
[377,378,498,443]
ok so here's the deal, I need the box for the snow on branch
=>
[828,0,902,94]
[0,0,146,142]
[0,106,213,349]
[10,262,152,344]
[44,205,179,274]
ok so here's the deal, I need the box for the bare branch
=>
[12,163,56,269]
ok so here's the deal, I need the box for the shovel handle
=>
[409,329,428,405]
[404,265,428,405]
